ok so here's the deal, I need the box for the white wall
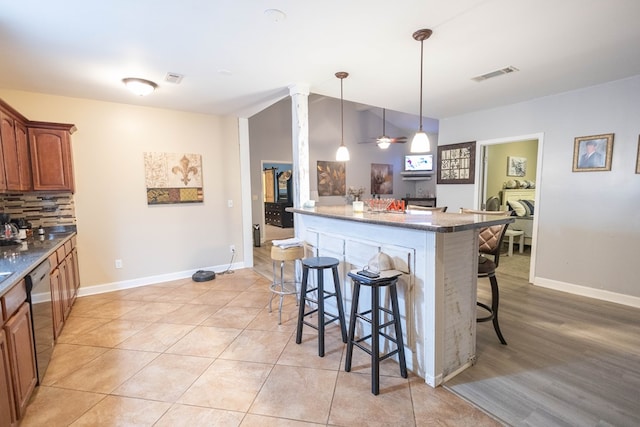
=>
[249,95,438,217]
[0,89,244,290]
[438,76,640,304]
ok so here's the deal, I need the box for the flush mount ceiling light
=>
[122,78,157,96]
[410,28,433,153]
[335,71,350,162]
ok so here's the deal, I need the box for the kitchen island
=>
[289,205,512,387]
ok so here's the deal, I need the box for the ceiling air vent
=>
[472,66,519,82]
[165,72,184,84]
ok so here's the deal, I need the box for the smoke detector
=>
[472,66,519,82]
[165,72,184,84]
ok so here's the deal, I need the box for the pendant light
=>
[335,71,350,161]
[411,29,433,153]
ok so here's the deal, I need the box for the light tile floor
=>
[21,269,500,426]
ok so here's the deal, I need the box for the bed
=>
[500,188,536,246]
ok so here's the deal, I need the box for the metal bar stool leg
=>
[345,280,361,372]
[371,284,380,395]
[317,268,325,357]
[489,273,507,345]
[389,283,407,378]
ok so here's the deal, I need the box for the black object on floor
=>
[192,270,216,282]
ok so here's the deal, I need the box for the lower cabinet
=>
[49,236,79,340]
[4,303,36,419]
[0,329,17,427]
[0,280,36,424]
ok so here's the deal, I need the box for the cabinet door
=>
[0,330,17,427]
[5,303,37,419]
[58,259,71,320]
[0,111,16,192]
[28,127,75,192]
[49,267,64,340]
[14,121,31,192]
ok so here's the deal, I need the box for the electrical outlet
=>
[115,259,123,269]
[227,199,233,208]
[229,245,235,253]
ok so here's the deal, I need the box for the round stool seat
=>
[302,256,340,269]
[271,245,304,262]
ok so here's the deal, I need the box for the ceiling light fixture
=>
[335,71,350,162]
[122,78,157,96]
[411,28,433,153]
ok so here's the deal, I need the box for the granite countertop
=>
[0,227,76,297]
[288,205,514,233]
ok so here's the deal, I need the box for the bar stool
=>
[269,245,304,324]
[345,271,407,395]
[295,256,347,357]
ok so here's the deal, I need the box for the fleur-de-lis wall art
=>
[144,152,204,204]
[172,155,199,185]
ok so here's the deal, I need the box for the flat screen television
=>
[404,154,433,172]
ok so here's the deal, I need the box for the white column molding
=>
[289,84,310,211]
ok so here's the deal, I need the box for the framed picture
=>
[636,135,640,174]
[572,133,614,172]
[437,141,475,184]
[371,163,393,195]
[317,160,346,196]
[507,156,527,177]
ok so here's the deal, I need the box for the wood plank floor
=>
[253,242,640,426]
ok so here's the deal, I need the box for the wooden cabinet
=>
[48,236,80,339]
[0,330,17,427]
[265,202,293,228]
[0,102,32,192]
[4,303,36,419]
[28,123,76,192]
[1,280,36,421]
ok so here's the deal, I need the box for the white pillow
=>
[508,200,526,217]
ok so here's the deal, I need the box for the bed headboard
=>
[501,189,536,211]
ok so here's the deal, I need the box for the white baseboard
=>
[534,276,640,309]
[77,261,246,298]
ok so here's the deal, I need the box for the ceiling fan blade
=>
[390,139,407,144]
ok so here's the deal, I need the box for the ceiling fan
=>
[360,108,407,149]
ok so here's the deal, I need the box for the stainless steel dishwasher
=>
[25,259,53,385]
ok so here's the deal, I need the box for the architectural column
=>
[289,84,310,210]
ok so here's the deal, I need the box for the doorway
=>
[260,161,294,243]
[477,133,543,283]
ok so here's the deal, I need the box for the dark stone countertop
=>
[0,227,76,298]
[288,205,513,233]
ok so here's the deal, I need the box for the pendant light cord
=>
[340,77,344,145]
[418,38,424,132]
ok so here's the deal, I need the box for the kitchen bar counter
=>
[288,205,512,232]
[0,227,76,297]
[289,206,512,387]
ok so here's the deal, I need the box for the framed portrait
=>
[507,156,527,177]
[437,141,475,184]
[572,133,614,172]
[636,135,640,174]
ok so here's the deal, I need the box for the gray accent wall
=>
[439,75,640,302]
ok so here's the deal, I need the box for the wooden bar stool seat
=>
[269,245,304,325]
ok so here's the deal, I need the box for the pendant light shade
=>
[335,71,350,162]
[411,29,433,153]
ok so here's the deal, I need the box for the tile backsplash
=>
[0,192,76,228]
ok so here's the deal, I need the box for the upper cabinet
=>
[0,101,32,192]
[0,99,76,194]
[28,122,76,192]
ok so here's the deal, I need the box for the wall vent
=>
[165,72,184,84]
[472,66,519,82]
